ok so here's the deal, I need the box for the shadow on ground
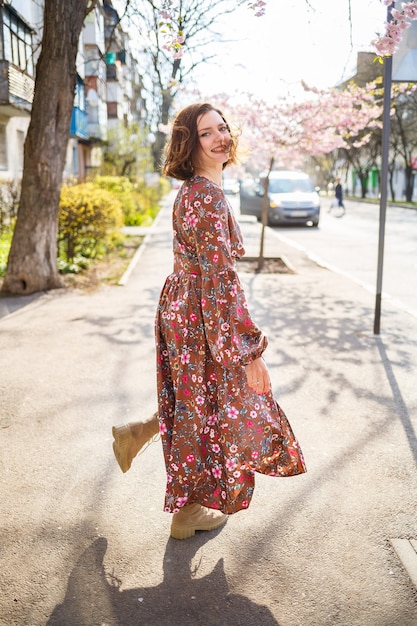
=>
[47,535,280,626]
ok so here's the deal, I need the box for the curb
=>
[118,193,174,286]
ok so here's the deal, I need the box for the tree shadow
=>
[47,535,280,626]
[0,290,46,318]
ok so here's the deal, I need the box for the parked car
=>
[239,170,320,227]
[223,178,240,195]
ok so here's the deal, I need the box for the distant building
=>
[339,51,383,89]
[0,1,41,179]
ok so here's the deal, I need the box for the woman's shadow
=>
[47,534,280,625]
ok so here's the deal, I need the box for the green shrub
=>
[59,183,124,265]
[0,230,12,277]
[93,175,170,226]
[92,176,143,226]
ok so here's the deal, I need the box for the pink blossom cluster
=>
[247,1,267,17]
[210,82,383,170]
[373,1,417,57]
[158,2,185,59]
[159,0,266,57]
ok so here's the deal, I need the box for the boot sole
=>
[170,515,227,540]
[112,425,132,473]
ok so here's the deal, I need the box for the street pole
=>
[374,2,394,335]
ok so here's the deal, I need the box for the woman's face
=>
[194,109,231,170]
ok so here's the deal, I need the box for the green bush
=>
[92,176,143,226]
[93,175,170,226]
[59,183,124,267]
[0,230,12,277]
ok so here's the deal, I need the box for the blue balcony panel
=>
[70,107,89,139]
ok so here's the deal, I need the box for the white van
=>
[239,170,320,227]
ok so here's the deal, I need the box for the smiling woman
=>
[112,102,306,541]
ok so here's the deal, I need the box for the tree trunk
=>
[358,169,369,199]
[153,87,175,171]
[404,165,414,202]
[1,0,89,295]
[388,161,396,202]
[257,156,274,271]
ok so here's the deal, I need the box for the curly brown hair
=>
[161,102,240,181]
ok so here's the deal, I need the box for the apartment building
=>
[0,0,42,180]
[0,0,143,183]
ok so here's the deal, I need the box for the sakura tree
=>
[210,82,383,264]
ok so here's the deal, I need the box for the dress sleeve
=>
[187,180,267,368]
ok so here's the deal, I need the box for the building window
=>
[0,124,8,170]
[1,7,34,75]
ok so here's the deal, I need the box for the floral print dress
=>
[155,176,306,515]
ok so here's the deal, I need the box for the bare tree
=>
[123,0,250,168]
[1,0,95,295]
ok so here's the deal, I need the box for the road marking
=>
[270,230,417,321]
[390,539,417,588]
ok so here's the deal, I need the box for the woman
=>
[112,103,306,540]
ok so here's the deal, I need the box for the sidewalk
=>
[1,192,417,625]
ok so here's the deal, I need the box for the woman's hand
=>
[245,357,271,395]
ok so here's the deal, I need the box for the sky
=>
[191,0,388,102]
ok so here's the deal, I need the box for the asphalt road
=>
[236,194,417,319]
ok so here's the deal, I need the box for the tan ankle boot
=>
[170,503,227,540]
[112,411,159,473]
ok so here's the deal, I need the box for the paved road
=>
[228,193,417,318]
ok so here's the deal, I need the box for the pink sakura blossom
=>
[386,20,410,42]
[374,1,417,57]
[216,80,382,169]
[403,2,417,20]
[160,1,266,57]
[248,1,267,17]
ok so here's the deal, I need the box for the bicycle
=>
[327,199,345,218]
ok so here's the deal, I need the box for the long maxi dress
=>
[155,175,306,515]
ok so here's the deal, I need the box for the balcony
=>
[70,107,89,139]
[0,61,34,116]
[86,101,108,141]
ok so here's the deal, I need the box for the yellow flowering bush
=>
[59,182,124,267]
